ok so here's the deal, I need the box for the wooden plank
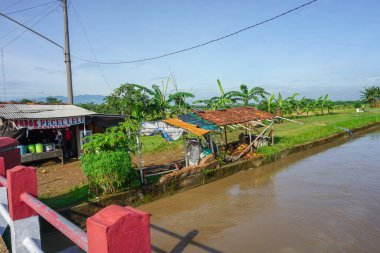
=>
[21,149,64,164]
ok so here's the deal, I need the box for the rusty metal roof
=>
[0,104,96,119]
[193,107,274,126]
[164,118,210,136]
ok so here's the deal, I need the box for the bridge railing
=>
[0,138,151,253]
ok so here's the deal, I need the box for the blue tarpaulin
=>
[178,113,219,131]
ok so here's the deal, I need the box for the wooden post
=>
[135,134,144,184]
[183,133,188,167]
[224,126,228,148]
[271,124,275,145]
[249,130,252,152]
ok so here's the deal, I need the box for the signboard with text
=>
[14,116,85,130]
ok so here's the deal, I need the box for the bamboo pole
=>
[232,122,273,162]
[224,126,228,148]
[183,133,188,167]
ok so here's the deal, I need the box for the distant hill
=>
[13,95,106,104]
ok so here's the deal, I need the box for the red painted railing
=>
[0,137,151,253]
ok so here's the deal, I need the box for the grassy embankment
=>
[41,109,380,209]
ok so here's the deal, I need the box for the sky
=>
[0,0,379,101]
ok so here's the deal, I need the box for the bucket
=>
[44,143,53,152]
[27,144,36,153]
[17,145,27,155]
[35,143,43,153]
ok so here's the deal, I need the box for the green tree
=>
[225,84,268,106]
[76,102,108,113]
[19,98,34,103]
[104,83,152,120]
[168,91,195,114]
[360,86,380,108]
[46,96,62,104]
[193,98,219,110]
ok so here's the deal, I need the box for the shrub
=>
[81,119,141,195]
[81,150,141,195]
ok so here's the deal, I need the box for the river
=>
[139,127,380,253]
[39,127,380,252]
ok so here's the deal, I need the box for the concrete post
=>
[87,205,151,253]
[7,166,41,253]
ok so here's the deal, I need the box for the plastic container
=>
[44,143,53,152]
[27,144,36,153]
[17,145,27,155]
[35,143,43,153]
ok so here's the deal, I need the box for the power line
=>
[0,0,319,65]
[68,0,113,91]
[5,1,57,15]
[72,0,319,65]
[0,3,59,41]
[1,6,59,49]
[1,0,25,12]
[0,10,63,50]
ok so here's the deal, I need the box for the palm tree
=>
[360,86,380,108]
[226,84,269,106]
[130,80,171,119]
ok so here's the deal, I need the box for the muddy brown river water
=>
[39,126,380,252]
[139,127,380,253]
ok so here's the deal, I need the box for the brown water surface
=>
[140,128,380,253]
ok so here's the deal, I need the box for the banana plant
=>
[320,94,329,115]
[301,97,314,117]
[285,92,300,116]
[214,79,234,109]
[225,84,269,106]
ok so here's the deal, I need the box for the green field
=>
[139,109,380,157]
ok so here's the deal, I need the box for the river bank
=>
[56,111,380,226]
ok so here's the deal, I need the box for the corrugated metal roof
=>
[193,107,274,126]
[0,104,96,119]
[164,118,210,136]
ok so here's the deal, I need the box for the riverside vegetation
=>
[40,79,380,209]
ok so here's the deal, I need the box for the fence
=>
[0,137,151,253]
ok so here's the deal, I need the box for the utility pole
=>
[62,0,74,104]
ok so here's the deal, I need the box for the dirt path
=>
[36,149,184,197]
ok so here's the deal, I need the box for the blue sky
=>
[0,0,379,101]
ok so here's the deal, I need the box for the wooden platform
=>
[21,149,64,164]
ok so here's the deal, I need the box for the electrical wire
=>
[1,0,25,12]
[71,0,319,64]
[5,1,57,15]
[0,2,59,41]
[68,0,113,91]
[0,10,63,50]
[0,0,319,65]
[1,6,60,50]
